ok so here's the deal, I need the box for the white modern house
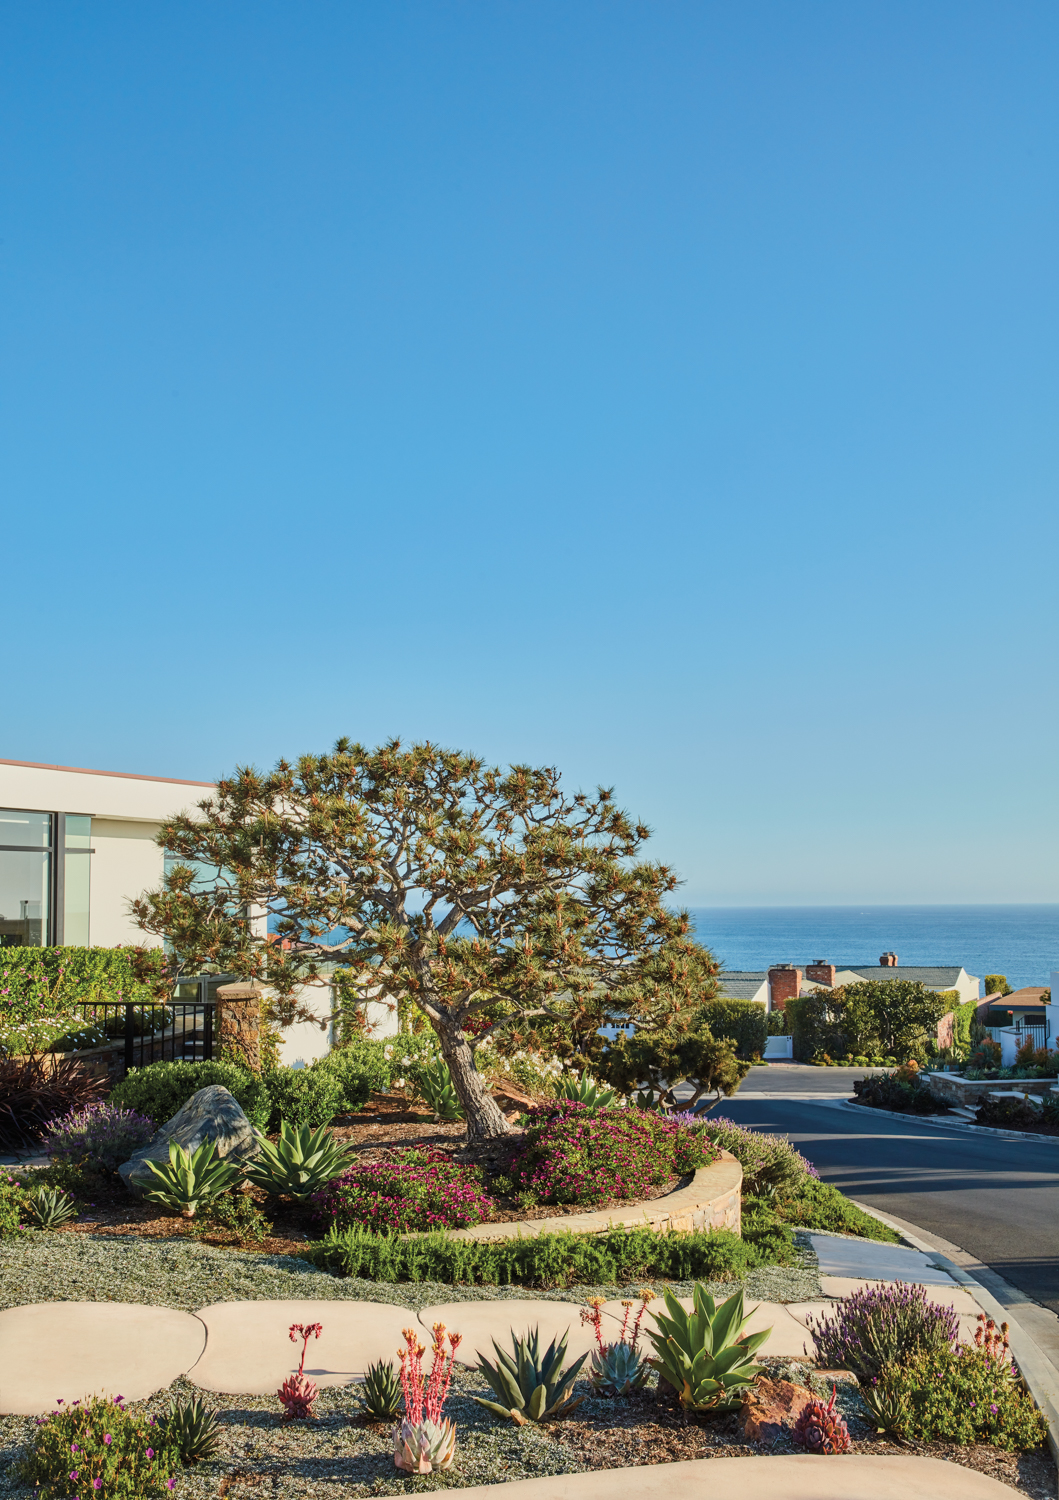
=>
[0,755,395,1065]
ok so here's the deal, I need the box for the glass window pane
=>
[0,849,50,946]
[64,852,91,947]
[65,815,92,850]
[0,810,51,848]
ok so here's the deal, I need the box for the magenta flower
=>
[103,1433,112,1444]
[69,1472,79,1482]
[147,1448,154,1459]
[94,1483,103,1492]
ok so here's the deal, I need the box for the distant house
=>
[979,987,1049,1034]
[717,955,980,1013]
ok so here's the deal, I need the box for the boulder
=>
[490,1082,538,1120]
[118,1085,260,1197]
[740,1377,815,1444]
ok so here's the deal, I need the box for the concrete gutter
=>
[847,1198,1059,1474]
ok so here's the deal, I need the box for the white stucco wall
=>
[88,818,167,947]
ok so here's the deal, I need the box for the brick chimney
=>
[879,952,898,967]
[768,964,803,1011]
[805,959,836,986]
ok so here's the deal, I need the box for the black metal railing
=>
[74,998,216,1073]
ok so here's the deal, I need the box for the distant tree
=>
[985,974,1013,997]
[131,739,720,1142]
[598,1028,749,1112]
[787,981,948,1063]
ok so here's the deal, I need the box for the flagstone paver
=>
[0,1302,206,1416]
[188,1299,413,1395]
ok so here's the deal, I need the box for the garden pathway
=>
[0,1233,990,1415]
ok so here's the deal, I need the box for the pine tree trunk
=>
[434,1012,512,1142]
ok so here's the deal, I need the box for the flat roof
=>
[0,757,213,788]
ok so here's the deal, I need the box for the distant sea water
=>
[686,906,1059,994]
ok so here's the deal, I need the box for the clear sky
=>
[1,3,1056,906]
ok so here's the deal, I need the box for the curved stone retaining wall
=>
[447,1149,743,1243]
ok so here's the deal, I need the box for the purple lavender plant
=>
[807,1283,960,1381]
[44,1102,156,1175]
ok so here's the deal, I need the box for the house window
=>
[0,809,93,947]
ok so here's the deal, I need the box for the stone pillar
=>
[215,982,263,1073]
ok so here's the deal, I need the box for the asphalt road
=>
[720,1065,1059,1314]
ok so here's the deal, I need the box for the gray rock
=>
[119,1085,260,1197]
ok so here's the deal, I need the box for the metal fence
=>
[985,1024,1048,1050]
[75,974,233,1075]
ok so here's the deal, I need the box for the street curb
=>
[843,1200,1059,1472]
[830,1096,1059,1146]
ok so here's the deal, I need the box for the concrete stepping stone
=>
[453,1452,1025,1499]
[189,1300,412,1395]
[0,1302,206,1416]
[808,1232,958,1284]
[819,1276,985,1316]
[418,1300,595,1368]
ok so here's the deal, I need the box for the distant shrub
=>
[697,998,768,1060]
[0,945,167,1056]
[984,974,1012,996]
[852,1069,950,1115]
[315,1148,493,1234]
[0,1167,29,1238]
[44,1101,156,1174]
[109,1059,270,1131]
[975,1095,1050,1132]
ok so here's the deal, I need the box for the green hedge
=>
[698,998,768,1060]
[109,1059,271,1130]
[306,1220,792,1285]
[313,1040,392,1111]
[0,946,167,1056]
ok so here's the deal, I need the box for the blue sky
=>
[1,3,1056,906]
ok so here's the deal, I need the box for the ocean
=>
[686,905,1059,993]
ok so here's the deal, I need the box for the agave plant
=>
[393,1323,460,1472]
[142,1139,245,1218]
[860,1369,911,1436]
[244,1121,352,1201]
[166,1393,223,1463]
[645,1285,769,1413]
[473,1326,587,1424]
[792,1385,852,1454]
[581,1294,654,1397]
[418,1057,464,1122]
[24,1185,78,1229]
[555,1073,618,1109]
[363,1359,403,1421]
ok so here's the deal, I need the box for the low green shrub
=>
[744,1180,900,1243]
[109,1059,270,1131]
[0,1167,29,1237]
[852,1069,951,1115]
[699,1116,816,1197]
[313,1041,392,1111]
[307,1220,788,1285]
[871,1346,1048,1450]
[16,1392,180,1497]
[698,998,768,1060]
[263,1065,345,1130]
[975,1095,1050,1132]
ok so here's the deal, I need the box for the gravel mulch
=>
[1,1359,1052,1500]
[0,1229,823,1313]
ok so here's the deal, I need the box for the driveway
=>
[717,1065,1059,1316]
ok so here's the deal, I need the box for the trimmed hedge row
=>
[306,1219,793,1285]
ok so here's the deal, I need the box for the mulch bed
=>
[44,1091,686,1253]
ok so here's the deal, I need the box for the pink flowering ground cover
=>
[508,1102,720,1207]
[313,1148,494,1233]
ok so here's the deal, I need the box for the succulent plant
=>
[860,1369,911,1435]
[166,1393,223,1463]
[279,1323,323,1420]
[644,1285,768,1413]
[24,1185,78,1229]
[393,1415,457,1473]
[363,1359,403,1421]
[141,1139,245,1218]
[792,1385,852,1454]
[244,1120,352,1201]
[473,1326,587,1424]
[588,1341,650,1397]
[555,1073,618,1108]
[418,1058,464,1122]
